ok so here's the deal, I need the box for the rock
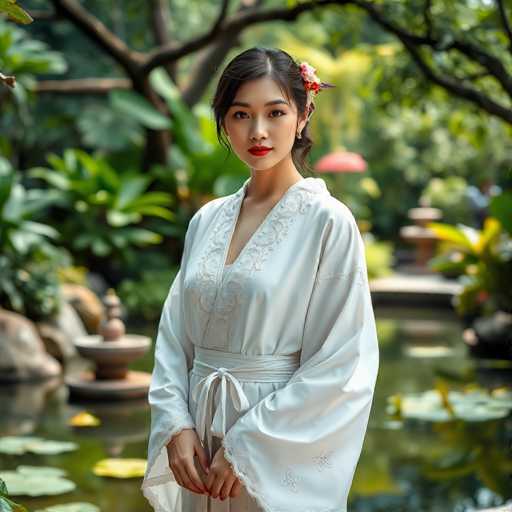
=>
[0,308,61,382]
[36,302,88,362]
[60,284,105,334]
[469,310,512,360]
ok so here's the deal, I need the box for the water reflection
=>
[0,307,510,511]
[350,305,512,511]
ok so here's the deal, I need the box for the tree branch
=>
[352,0,512,113]
[423,0,433,39]
[180,0,263,107]
[49,0,144,73]
[149,0,178,82]
[495,0,512,52]
[34,77,131,94]
[141,0,350,74]
[401,38,512,124]
[27,9,61,21]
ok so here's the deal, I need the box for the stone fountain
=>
[399,207,443,272]
[65,289,151,400]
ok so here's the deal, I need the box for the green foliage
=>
[118,267,177,322]
[420,177,473,226]
[28,148,175,261]
[109,89,172,130]
[0,158,59,254]
[0,18,66,157]
[428,194,512,318]
[77,102,143,151]
[0,158,70,320]
[0,2,32,25]
[364,238,394,280]
[0,243,68,321]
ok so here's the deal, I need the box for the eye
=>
[232,109,286,119]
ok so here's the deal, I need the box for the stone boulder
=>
[61,283,105,334]
[36,301,88,363]
[0,308,61,382]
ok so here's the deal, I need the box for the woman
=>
[141,46,380,512]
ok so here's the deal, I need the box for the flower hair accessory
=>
[299,61,335,123]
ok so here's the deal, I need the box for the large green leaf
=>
[116,175,151,209]
[149,67,205,154]
[489,192,512,236]
[0,0,33,24]
[427,222,474,251]
[110,90,171,130]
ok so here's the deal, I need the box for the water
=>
[1,305,511,511]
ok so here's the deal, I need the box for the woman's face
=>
[222,76,307,172]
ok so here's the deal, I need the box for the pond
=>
[1,305,511,511]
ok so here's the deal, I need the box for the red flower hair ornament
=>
[299,61,336,126]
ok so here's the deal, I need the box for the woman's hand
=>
[205,445,243,500]
[166,428,210,495]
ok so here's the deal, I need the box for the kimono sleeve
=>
[141,215,197,502]
[221,205,380,512]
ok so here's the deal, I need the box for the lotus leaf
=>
[0,437,42,455]
[0,466,76,496]
[34,502,100,512]
[92,458,147,478]
[0,437,77,455]
[17,466,67,477]
[68,412,101,427]
[386,388,512,422]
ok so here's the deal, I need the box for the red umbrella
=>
[314,150,367,173]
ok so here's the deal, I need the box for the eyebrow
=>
[230,99,289,108]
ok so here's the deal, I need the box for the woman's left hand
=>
[206,446,243,500]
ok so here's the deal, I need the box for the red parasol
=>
[314,151,367,173]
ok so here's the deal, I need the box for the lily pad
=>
[0,466,76,496]
[0,437,78,455]
[68,412,101,427]
[34,503,100,512]
[92,458,147,478]
[386,387,512,422]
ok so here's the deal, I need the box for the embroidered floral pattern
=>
[189,179,324,348]
[280,465,302,493]
[312,449,334,472]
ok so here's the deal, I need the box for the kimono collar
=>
[236,175,329,200]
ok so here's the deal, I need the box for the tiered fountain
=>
[399,207,443,272]
[65,289,151,400]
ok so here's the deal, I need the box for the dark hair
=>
[211,47,317,175]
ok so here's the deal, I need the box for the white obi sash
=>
[191,346,300,457]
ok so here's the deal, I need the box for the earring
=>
[296,131,302,139]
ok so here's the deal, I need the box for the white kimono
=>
[141,175,380,512]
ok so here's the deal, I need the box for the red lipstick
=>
[248,145,273,156]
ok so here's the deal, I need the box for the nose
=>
[249,115,268,141]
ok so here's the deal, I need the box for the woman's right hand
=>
[166,428,210,495]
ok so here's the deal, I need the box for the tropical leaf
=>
[0,0,33,24]
[110,90,171,130]
[427,222,474,250]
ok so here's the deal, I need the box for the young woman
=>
[141,46,379,512]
